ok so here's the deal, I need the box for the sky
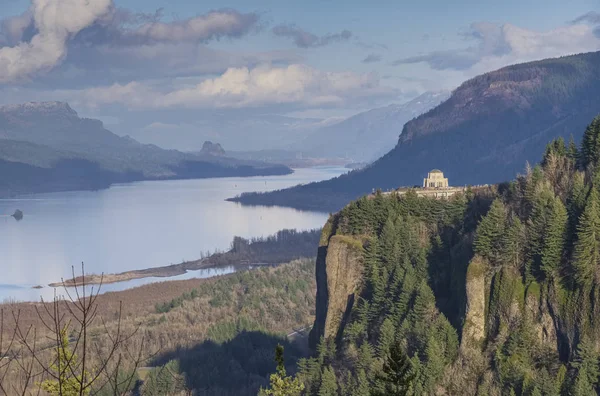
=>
[0,0,599,149]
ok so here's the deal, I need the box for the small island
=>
[12,209,23,221]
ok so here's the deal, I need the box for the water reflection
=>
[0,167,346,301]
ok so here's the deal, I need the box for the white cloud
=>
[0,0,113,83]
[66,64,397,110]
[128,10,258,44]
[395,22,600,74]
[0,1,261,84]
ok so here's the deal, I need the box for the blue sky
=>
[0,0,599,148]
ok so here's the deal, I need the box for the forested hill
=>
[287,115,600,395]
[231,51,600,212]
[0,102,291,196]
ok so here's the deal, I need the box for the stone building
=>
[423,169,449,188]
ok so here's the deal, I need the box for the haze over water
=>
[0,167,346,301]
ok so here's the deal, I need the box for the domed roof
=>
[430,169,443,174]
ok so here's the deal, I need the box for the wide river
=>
[0,167,346,302]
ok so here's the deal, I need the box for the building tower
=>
[423,169,449,188]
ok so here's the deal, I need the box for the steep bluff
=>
[302,123,600,394]
[310,221,365,347]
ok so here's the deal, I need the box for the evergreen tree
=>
[260,345,304,396]
[40,328,91,396]
[579,116,600,169]
[377,318,396,358]
[474,199,507,264]
[540,197,568,279]
[501,215,525,268]
[569,337,599,396]
[373,343,414,396]
[568,135,579,161]
[353,369,370,396]
[573,188,600,286]
[318,366,338,396]
[379,217,399,269]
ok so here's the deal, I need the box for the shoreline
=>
[48,258,216,287]
[48,229,321,288]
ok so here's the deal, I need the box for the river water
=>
[0,167,346,301]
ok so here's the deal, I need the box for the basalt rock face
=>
[309,224,365,348]
[304,135,600,393]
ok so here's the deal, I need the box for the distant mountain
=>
[297,91,450,161]
[0,102,291,197]
[126,113,335,152]
[230,51,600,211]
[199,141,226,156]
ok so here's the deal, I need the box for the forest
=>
[285,115,600,395]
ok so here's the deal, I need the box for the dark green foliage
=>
[579,116,600,169]
[298,114,600,395]
[573,188,600,287]
[474,198,506,265]
[372,343,414,396]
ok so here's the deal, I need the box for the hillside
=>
[0,102,291,196]
[292,116,600,394]
[297,91,450,162]
[231,51,600,212]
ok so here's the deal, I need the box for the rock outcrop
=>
[310,222,364,347]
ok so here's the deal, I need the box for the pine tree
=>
[540,197,568,279]
[353,369,370,396]
[474,199,507,264]
[260,345,305,396]
[40,328,91,396]
[501,215,525,268]
[569,337,599,396]
[379,217,399,269]
[573,188,600,287]
[373,342,414,396]
[579,116,600,169]
[318,366,338,396]
[377,318,396,358]
[568,135,579,161]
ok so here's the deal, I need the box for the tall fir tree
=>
[540,197,568,279]
[318,366,338,396]
[579,116,600,169]
[474,199,507,265]
[573,188,600,287]
[373,342,414,396]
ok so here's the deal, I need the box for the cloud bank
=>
[68,64,396,110]
[272,24,352,48]
[0,0,261,83]
[394,20,600,73]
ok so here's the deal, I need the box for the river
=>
[0,167,346,301]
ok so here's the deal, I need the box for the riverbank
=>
[49,228,321,287]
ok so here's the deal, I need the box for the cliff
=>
[301,117,600,395]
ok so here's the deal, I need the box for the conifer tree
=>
[501,215,525,268]
[353,369,370,396]
[568,135,579,161]
[318,366,338,396]
[40,328,91,396]
[579,116,600,169]
[379,217,399,268]
[377,318,396,358]
[569,337,600,396]
[260,345,304,396]
[373,343,414,396]
[573,188,600,286]
[474,199,507,265]
[540,198,568,279]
